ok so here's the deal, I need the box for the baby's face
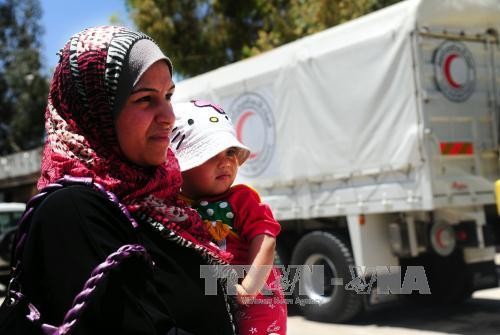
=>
[181,147,240,199]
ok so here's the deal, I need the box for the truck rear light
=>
[454,221,479,247]
[439,142,474,155]
[456,229,468,242]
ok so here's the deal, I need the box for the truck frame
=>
[173,0,500,322]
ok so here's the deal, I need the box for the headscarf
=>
[38,26,230,263]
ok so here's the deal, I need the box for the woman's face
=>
[115,60,175,166]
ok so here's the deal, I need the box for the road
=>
[287,255,500,335]
[287,287,500,335]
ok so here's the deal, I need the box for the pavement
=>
[287,286,500,335]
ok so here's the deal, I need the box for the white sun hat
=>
[170,100,251,172]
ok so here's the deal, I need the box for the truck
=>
[0,202,25,287]
[172,0,500,322]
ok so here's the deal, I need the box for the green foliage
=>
[0,0,48,154]
[243,0,378,57]
[127,0,403,78]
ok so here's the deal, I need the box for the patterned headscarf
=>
[38,26,230,263]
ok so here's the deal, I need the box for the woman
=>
[18,26,235,334]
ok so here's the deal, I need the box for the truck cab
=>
[0,202,25,286]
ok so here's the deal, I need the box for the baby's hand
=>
[235,284,256,305]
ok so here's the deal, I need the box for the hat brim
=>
[176,131,251,172]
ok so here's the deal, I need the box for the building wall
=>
[0,147,42,203]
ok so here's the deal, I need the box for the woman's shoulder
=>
[32,184,132,235]
[36,184,114,213]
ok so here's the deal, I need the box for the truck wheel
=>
[290,231,362,322]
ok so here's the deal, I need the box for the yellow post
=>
[495,180,500,215]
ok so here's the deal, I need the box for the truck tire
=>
[290,231,362,322]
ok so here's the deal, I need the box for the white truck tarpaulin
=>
[173,0,500,187]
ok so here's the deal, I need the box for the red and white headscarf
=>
[38,26,230,263]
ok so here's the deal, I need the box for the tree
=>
[0,0,48,155]
[126,0,403,78]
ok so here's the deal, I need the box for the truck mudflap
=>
[466,260,499,291]
[483,205,500,247]
[462,245,498,292]
[496,180,500,215]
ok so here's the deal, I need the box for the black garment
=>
[19,185,234,335]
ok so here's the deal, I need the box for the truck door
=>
[416,29,500,197]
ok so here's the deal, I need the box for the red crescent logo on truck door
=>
[433,41,476,102]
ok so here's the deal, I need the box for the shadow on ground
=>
[287,263,500,334]
[349,297,500,335]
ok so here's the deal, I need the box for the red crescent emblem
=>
[443,54,461,89]
[236,111,258,159]
[435,226,446,249]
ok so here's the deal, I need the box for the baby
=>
[170,100,287,335]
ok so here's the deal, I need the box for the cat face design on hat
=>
[171,100,230,150]
[170,99,251,172]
